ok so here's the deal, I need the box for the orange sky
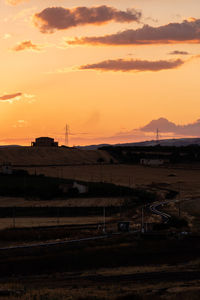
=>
[1,0,200,146]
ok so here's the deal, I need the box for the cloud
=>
[0,93,35,103]
[6,0,28,5]
[169,50,190,55]
[12,40,41,52]
[61,118,200,145]
[34,6,141,33]
[79,58,184,72]
[140,117,200,136]
[0,93,22,101]
[68,18,200,45]
[13,120,28,128]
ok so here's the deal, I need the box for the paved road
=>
[0,199,174,252]
[0,234,114,251]
[0,230,141,252]
[149,201,171,223]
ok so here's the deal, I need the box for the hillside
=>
[0,146,113,166]
[78,137,200,149]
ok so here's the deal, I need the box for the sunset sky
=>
[1,0,200,146]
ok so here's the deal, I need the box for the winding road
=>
[149,201,171,223]
[0,200,174,251]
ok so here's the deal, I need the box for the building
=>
[59,181,88,194]
[32,137,58,147]
[73,182,88,194]
[140,158,165,166]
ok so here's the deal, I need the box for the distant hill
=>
[0,146,113,166]
[78,138,200,150]
[0,145,21,148]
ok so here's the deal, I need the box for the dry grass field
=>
[1,235,200,300]
[0,216,114,230]
[1,163,200,231]
[0,196,123,208]
[1,157,200,299]
[2,275,200,300]
[0,147,113,165]
[25,164,200,199]
[7,163,199,231]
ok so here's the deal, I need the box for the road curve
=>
[149,201,171,223]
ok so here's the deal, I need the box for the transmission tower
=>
[65,124,69,146]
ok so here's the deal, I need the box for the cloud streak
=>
[68,18,200,45]
[79,58,184,72]
[169,50,190,55]
[0,93,35,103]
[12,40,41,52]
[34,6,141,33]
[0,93,22,101]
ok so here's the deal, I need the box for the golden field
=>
[0,147,113,165]
[25,164,200,199]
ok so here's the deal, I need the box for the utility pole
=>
[65,124,69,147]
[178,182,181,218]
[13,207,16,228]
[103,207,106,233]
[141,207,144,233]
[57,207,60,225]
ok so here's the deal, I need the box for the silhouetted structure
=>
[65,124,69,146]
[140,158,166,166]
[32,137,58,147]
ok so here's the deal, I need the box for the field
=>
[0,216,116,230]
[1,163,199,231]
[1,234,200,299]
[0,147,113,165]
[23,164,200,199]
[1,161,200,299]
[0,196,123,208]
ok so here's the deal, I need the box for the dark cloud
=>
[34,6,141,33]
[141,118,177,133]
[140,117,200,136]
[0,93,22,101]
[79,58,184,72]
[12,40,41,52]
[169,50,190,55]
[68,19,200,45]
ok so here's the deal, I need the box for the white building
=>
[140,158,165,166]
[73,182,88,194]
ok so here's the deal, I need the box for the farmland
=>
[0,148,200,299]
[1,234,200,299]
[24,164,200,199]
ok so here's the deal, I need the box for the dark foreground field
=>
[1,234,200,299]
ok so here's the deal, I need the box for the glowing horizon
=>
[1,0,200,146]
